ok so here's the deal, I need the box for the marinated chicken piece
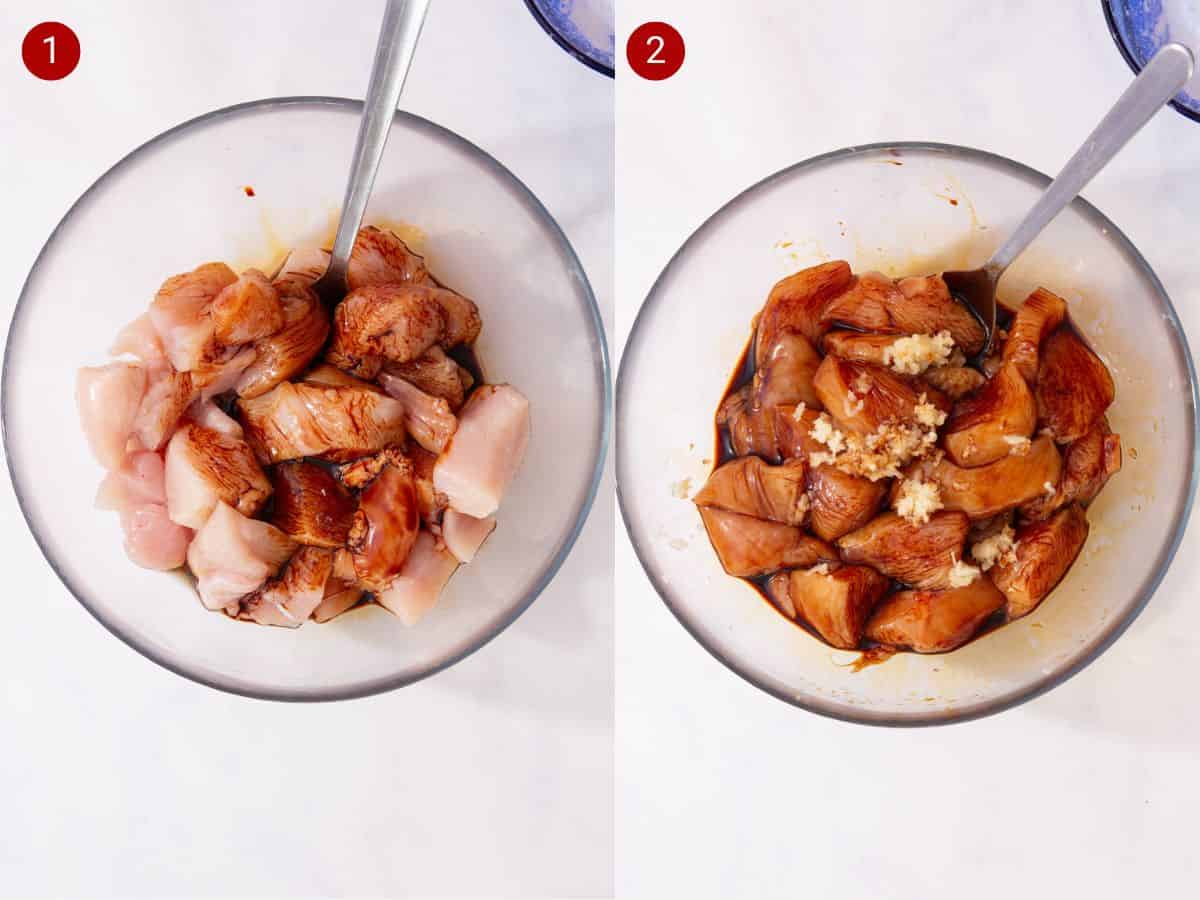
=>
[311,577,365,623]
[270,461,357,547]
[1002,287,1067,382]
[433,384,530,518]
[942,363,1036,467]
[693,456,808,525]
[277,246,331,284]
[910,435,1063,519]
[131,364,195,451]
[805,464,888,542]
[893,275,987,356]
[376,530,460,626]
[837,510,970,590]
[434,288,483,348]
[96,450,167,511]
[719,386,781,461]
[698,507,837,577]
[993,504,1089,619]
[77,363,147,469]
[326,283,447,379]
[187,502,297,610]
[409,446,446,523]
[821,330,905,366]
[865,577,1006,652]
[376,370,459,454]
[238,546,334,628]
[119,502,193,571]
[303,362,380,391]
[336,446,406,489]
[819,271,901,334]
[756,260,854,357]
[382,347,472,410]
[235,277,330,399]
[348,462,421,591]
[751,329,822,409]
[1035,326,1115,443]
[210,269,283,345]
[921,364,986,400]
[812,357,947,435]
[149,262,237,372]
[766,564,890,649]
[237,381,408,464]
[442,509,497,563]
[772,404,826,460]
[186,400,243,437]
[110,312,167,365]
[164,422,272,528]
[190,345,258,401]
[1020,418,1121,521]
[346,225,430,289]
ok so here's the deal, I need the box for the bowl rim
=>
[1101,0,1200,124]
[522,0,615,78]
[615,139,1200,727]
[1,95,612,703]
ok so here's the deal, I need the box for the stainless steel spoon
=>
[943,41,1194,356]
[314,0,432,304]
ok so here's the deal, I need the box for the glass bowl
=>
[523,0,615,77]
[616,142,1198,726]
[1103,0,1200,123]
[2,97,610,701]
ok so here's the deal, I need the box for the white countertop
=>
[616,2,1200,898]
[0,1,613,897]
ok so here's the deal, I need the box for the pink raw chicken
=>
[377,370,458,454]
[376,530,459,626]
[77,363,147,469]
[433,384,530,518]
[130,364,196,452]
[441,509,496,563]
[96,450,167,510]
[119,503,192,570]
[187,502,298,610]
[311,577,365,623]
[148,262,237,372]
[239,546,333,628]
[164,421,272,529]
[110,313,166,365]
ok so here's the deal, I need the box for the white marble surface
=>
[0,1,613,897]
[616,2,1200,898]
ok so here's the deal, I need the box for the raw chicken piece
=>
[382,347,472,409]
[1021,418,1122,521]
[376,371,458,454]
[893,275,986,355]
[346,225,430,289]
[718,386,781,461]
[326,283,447,378]
[821,330,906,366]
[277,246,331,284]
[119,502,192,570]
[130,364,195,451]
[164,422,272,529]
[751,329,822,410]
[149,262,237,371]
[1035,326,1115,443]
[238,546,334,628]
[432,288,482,348]
[911,435,1063,519]
[441,509,497,563]
[693,456,808,525]
[812,357,948,435]
[270,461,357,547]
[237,381,408,463]
[187,502,297,610]
[376,530,460,626]
[698,506,837,577]
[95,450,166,510]
[1002,287,1067,382]
[210,269,283,344]
[819,271,902,334]
[348,462,420,591]
[805,464,888,542]
[433,384,530,518]
[837,510,970,590]
[772,404,827,460]
[942,363,1036,467]
[993,504,1089,620]
[77,363,147,468]
[235,277,329,399]
[192,345,258,400]
[186,400,243,438]
[311,577,365,623]
[756,260,853,354]
[409,446,446,523]
[865,577,1006,653]
[766,564,890,649]
[110,312,166,365]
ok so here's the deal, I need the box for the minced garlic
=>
[882,330,955,375]
[806,410,941,481]
[1043,480,1056,496]
[913,393,947,429]
[971,525,1018,572]
[1003,434,1031,456]
[947,554,981,588]
[895,478,943,525]
[791,401,807,421]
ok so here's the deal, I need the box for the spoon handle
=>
[986,41,1193,275]
[325,0,432,287]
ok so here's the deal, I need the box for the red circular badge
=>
[627,22,684,81]
[22,22,80,81]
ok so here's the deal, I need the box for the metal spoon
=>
[313,0,431,304]
[943,41,1194,356]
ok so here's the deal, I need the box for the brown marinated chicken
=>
[701,260,1119,659]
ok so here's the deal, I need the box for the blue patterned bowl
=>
[524,0,614,77]
[1104,0,1200,121]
